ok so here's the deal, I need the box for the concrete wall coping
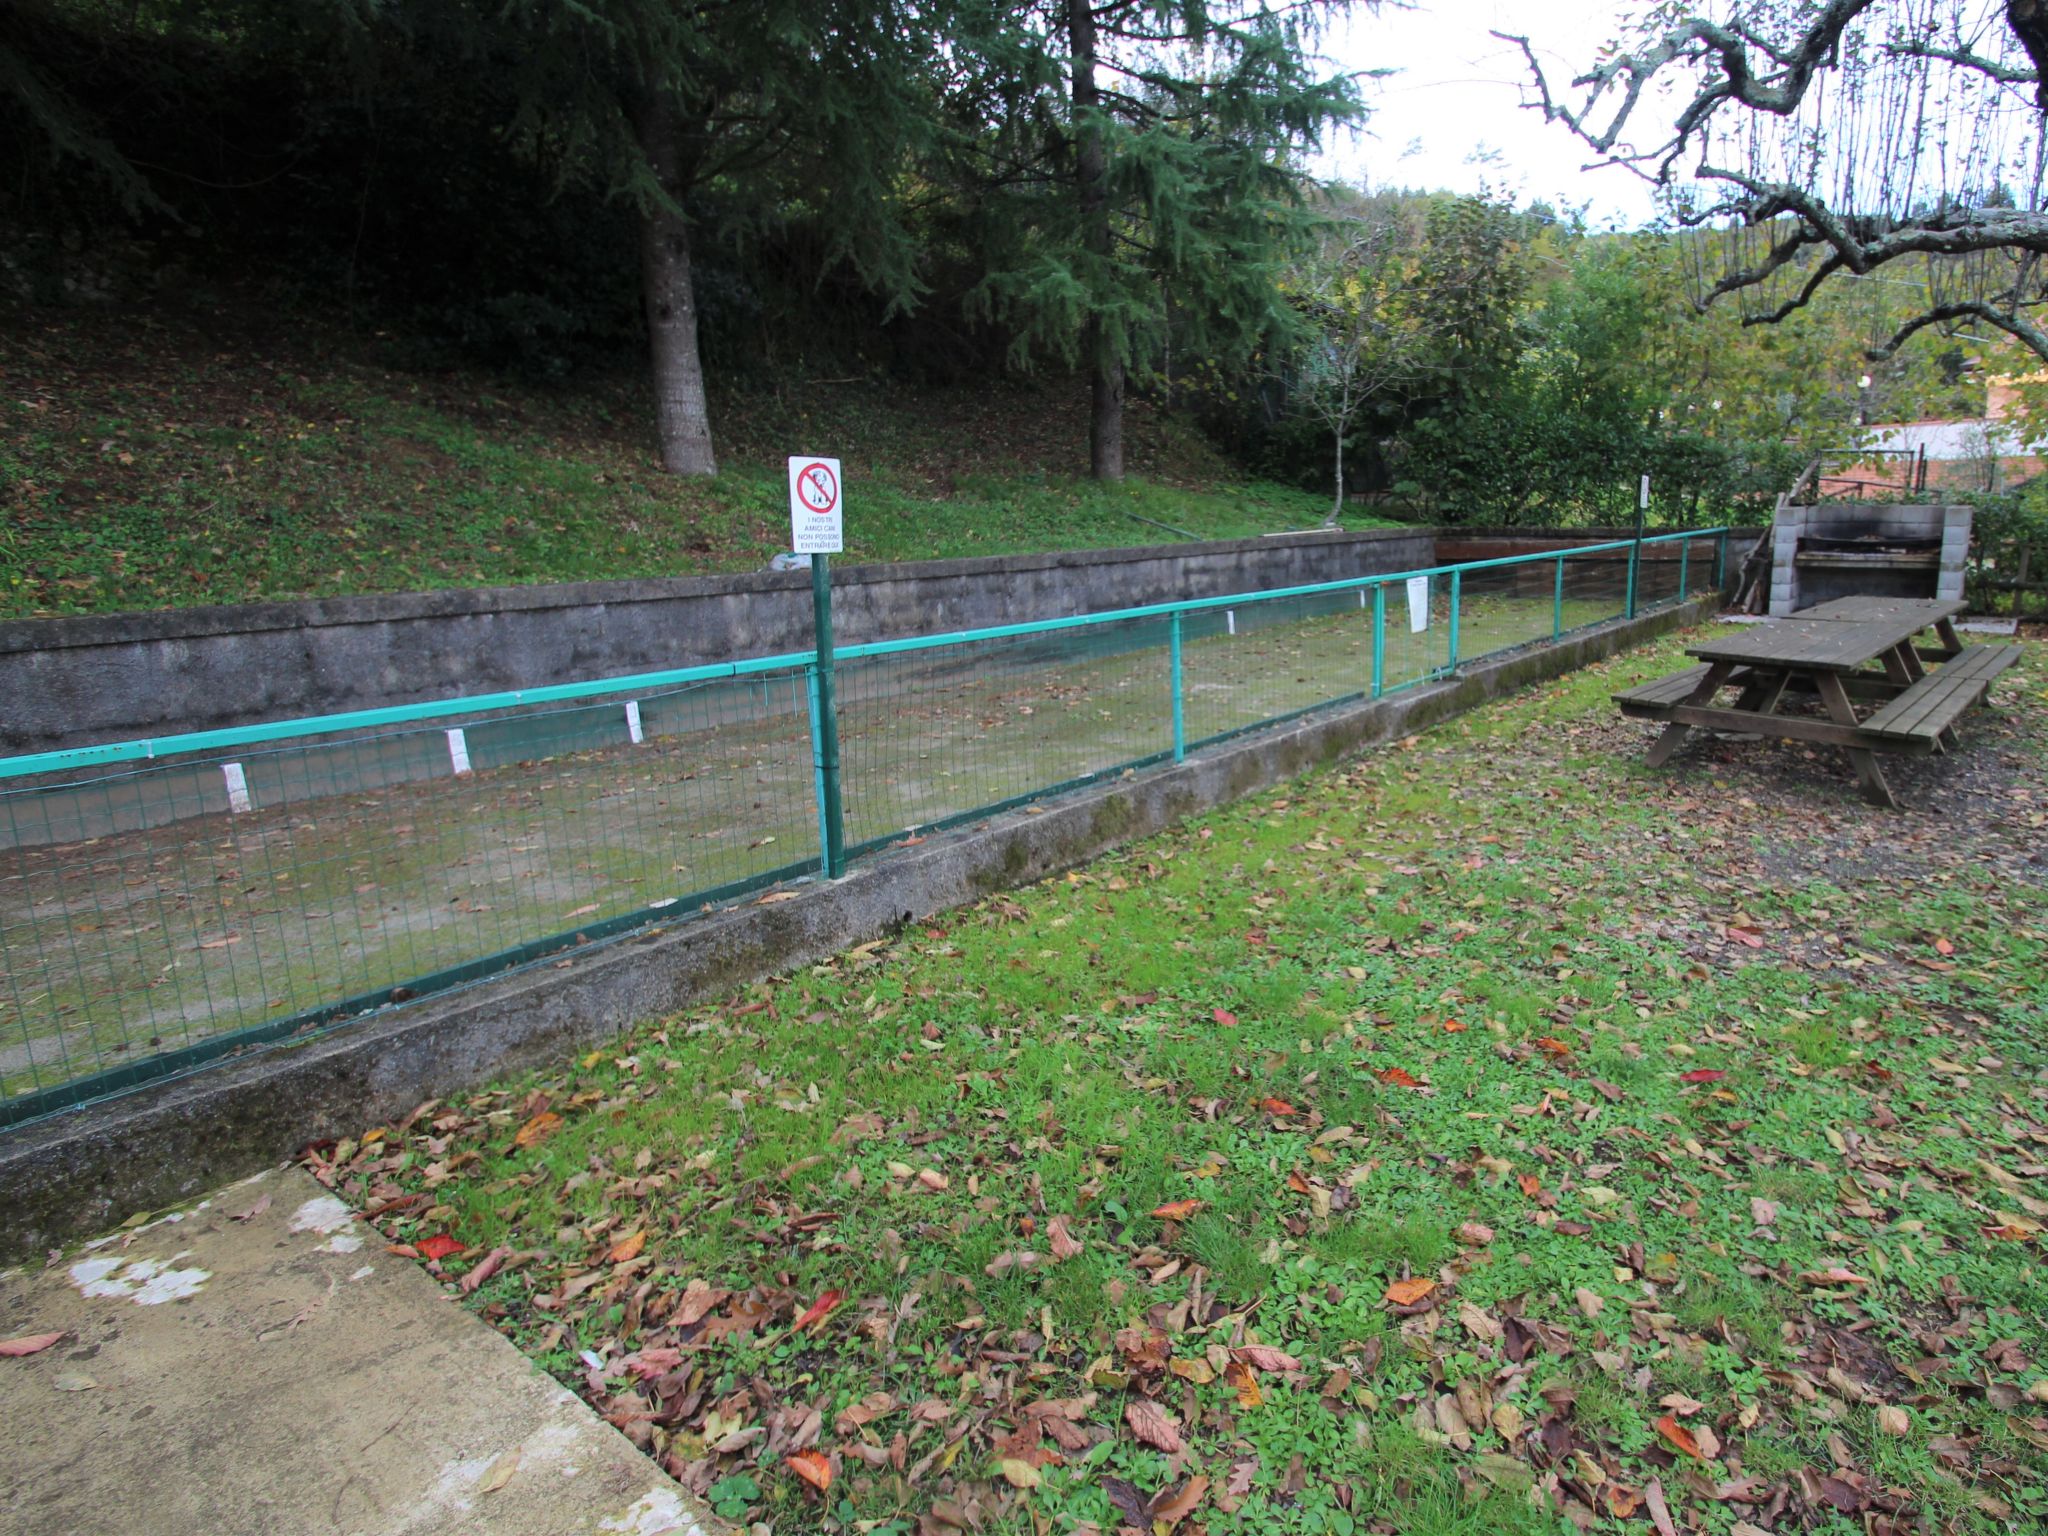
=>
[0,528,1433,656]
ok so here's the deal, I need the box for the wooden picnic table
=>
[1613,595,2015,808]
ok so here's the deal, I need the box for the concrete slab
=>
[0,1165,712,1536]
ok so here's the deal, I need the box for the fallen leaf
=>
[230,1193,272,1223]
[0,1332,66,1357]
[478,1448,520,1494]
[1048,1215,1084,1261]
[998,1457,1041,1490]
[52,1372,96,1392]
[1726,925,1765,948]
[1212,1008,1239,1028]
[606,1229,646,1264]
[1384,1277,1437,1308]
[1878,1405,1911,1435]
[1680,1069,1727,1083]
[1224,1360,1264,1408]
[513,1110,562,1148]
[1148,1474,1209,1529]
[791,1288,844,1333]
[1233,1344,1301,1371]
[459,1246,510,1294]
[786,1449,832,1493]
[1376,1066,1422,1088]
[1749,1197,1778,1227]
[1654,1414,1703,1460]
[1455,1221,1494,1246]
[1151,1199,1204,1222]
[1124,1399,1184,1453]
[415,1232,464,1263]
[1259,1097,1297,1116]
[1575,1287,1605,1319]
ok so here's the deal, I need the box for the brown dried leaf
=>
[1124,1398,1184,1453]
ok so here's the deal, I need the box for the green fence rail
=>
[0,529,1728,1126]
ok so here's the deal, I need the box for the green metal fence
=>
[0,528,1728,1125]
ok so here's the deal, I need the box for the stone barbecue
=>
[1767,502,1971,616]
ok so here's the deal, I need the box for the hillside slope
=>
[2,302,1368,620]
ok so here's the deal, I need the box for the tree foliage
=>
[1500,1,2048,363]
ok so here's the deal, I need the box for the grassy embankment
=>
[2,304,1375,621]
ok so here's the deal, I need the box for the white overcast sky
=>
[1317,0,1663,227]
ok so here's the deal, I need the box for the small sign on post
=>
[1406,575,1430,634]
[789,455,846,878]
[788,457,843,554]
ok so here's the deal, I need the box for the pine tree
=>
[958,1,1362,480]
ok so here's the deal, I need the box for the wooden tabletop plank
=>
[1794,596,1968,624]
[1686,614,1928,671]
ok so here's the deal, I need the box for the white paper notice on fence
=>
[1406,576,1429,633]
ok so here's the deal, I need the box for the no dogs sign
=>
[788,456,843,554]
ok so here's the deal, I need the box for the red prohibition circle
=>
[795,461,839,515]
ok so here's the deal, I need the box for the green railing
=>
[0,528,1728,1125]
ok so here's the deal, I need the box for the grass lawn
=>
[1,302,1368,620]
[315,627,2047,1536]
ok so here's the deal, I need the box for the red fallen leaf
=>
[1376,1066,1421,1088]
[416,1233,464,1262]
[1534,1036,1573,1057]
[1982,1224,2036,1243]
[1726,925,1766,948]
[606,1229,646,1264]
[1441,1019,1468,1033]
[1152,1199,1205,1222]
[1518,1173,1543,1199]
[1285,1170,1312,1195]
[1679,1069,1727,1083]
[1654,1414,1704,1460]
[1212,1008,1239,1028]
[1260,1097,1297,1116]
[0,1331,66,1357]
[786,1449,832,1493]
[1934,936,1955,955]
[791,1287,845,1332]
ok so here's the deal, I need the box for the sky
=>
[1317,0,1665,228]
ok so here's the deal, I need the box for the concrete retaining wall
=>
[0,591,1720,1261]
[0,529,1434,755]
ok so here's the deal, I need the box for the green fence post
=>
[1679,538,1690,600]
[1552,555,1565,639]
[1371,583,1385,698]
[1169,610,1186,763]
[1448,569,1462,671]
[804,667,832,878]
[809,555,846,878]
[1714,531,1727,591]
[1624,542,1640,621]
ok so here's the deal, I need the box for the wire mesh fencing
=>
[0,529,1728,1123]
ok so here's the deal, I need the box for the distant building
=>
[1832,375,2048,496]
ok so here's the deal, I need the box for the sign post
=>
[1627,474,1649,620]
[789,457,845,878]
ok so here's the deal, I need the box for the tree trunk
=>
[636,99,718,477]
[1069,0,1122,481]
[1327,424,1346,525]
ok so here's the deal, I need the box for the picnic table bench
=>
[1614,596,2018,808]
